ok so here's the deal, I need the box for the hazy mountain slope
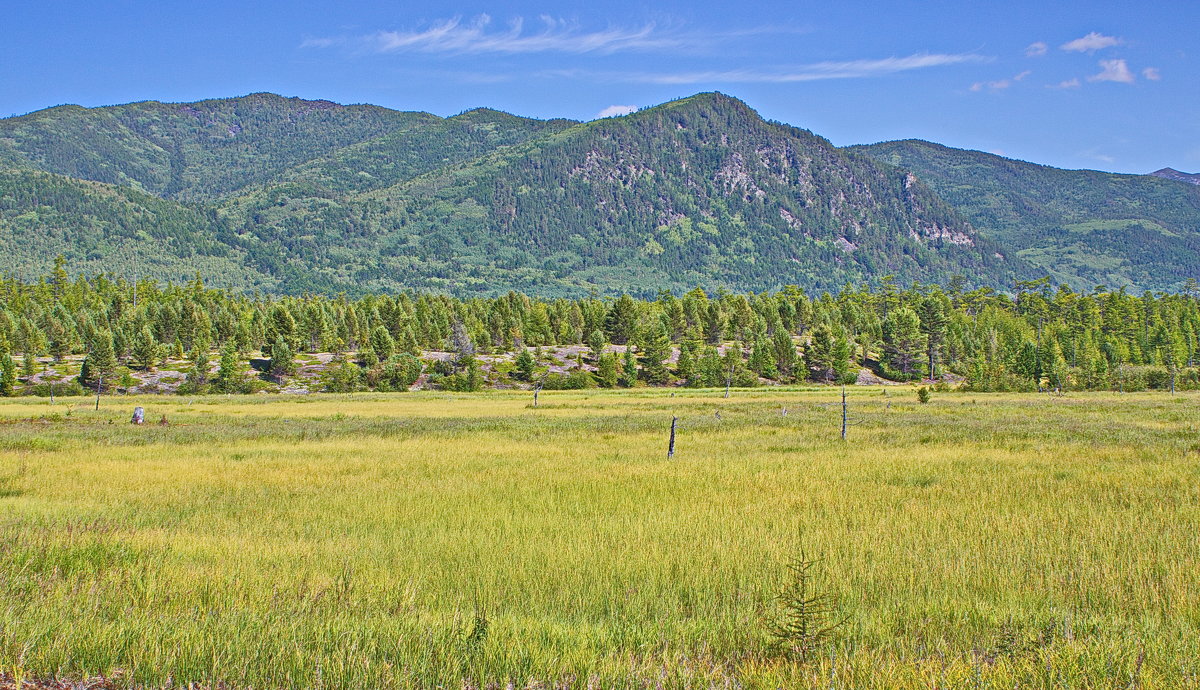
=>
[1152,168,1200,185]
[852,139,1200,290]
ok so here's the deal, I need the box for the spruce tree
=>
[214,342,243,393]
[596,352,618,388]
[881,307,925,380]
[587,329,606,362]
[772,330,797,382]
[514,349,536,382]
[619,348,638,387]
[638,320,672,384]
[133,326,157,370]
[370,325,396,361]
[269,336,295,384]
[87,331,118,389]
[0,339,15,397]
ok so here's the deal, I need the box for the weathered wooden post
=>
[840,385,848,441]
[533,380,542,408]
[95,376,102,411]
[667,416,677,459]
[131,407,145,424]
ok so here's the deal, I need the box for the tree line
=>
[2,259,1199,396]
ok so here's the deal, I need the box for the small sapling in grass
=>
[767,553,846,663]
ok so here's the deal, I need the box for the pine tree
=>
[370,325,396,361]
[87,331,118,389]
[604,295,639,345]
[0,339,15,397]
[214,342,244,393]
[749,336,777,379]
[638,320,672,384]
[619,348,638,387]
[806,324,835,382]
[919,293,949,379]
[881,307,925,380]
[587,329,606,362]
[133,326,157,370]
[514,349,536,382]
[676,339,699,384]
[269,336,295,384]
[596,352,618,388]
[772,329,798,382]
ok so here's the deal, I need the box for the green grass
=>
[0,388,1197,688]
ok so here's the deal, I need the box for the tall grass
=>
[0,389,1197,687]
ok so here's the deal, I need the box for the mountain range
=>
[1,91,1197,295]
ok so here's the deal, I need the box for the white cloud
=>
[1049,77,1082,89]
[307,15,697,55]
[1025,42,1048,57]
[594,105,638,119]
[1142,67,1162,81]
[1088,59,1135,84]
[1061,32,1123,53]
[970,70,1031,92]
[576,53,990,85]
[971,79,1010,92]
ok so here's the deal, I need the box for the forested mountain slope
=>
[0,168,275,289]
[2,91,1195,295]
[0,93,419,201]
[853,140,1200,291]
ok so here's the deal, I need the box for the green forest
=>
[5,92,1198,297]
[4,260,1199,397]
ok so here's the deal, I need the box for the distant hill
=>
[1152,168,1200,185]
[1,91,1196,294]
[852,140,1200,291]
[0,93,416,201]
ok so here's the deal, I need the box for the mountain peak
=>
[1151,168,1200,185]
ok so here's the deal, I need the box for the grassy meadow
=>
[0,388,1198,688]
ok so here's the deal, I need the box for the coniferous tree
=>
[638,320,672,384]
[0,339,15,397]
[587,329,606,363]
[132,326,157,370]
[772,329,798,382]
[85,330,118,389]
[514,349,536,382]
[881,307,925,381]
[370,325,396,361]
[214,342,244,393]
[269,336,295,384]
[596,352,618,388]
[619,348,638,387]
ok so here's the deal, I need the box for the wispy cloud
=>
[1061,32,1123,53]
[971,70,1031,92]
[594,104,638,119]
[1025,42,1048,57]
[304,15,727,55]
[1142,67,1162,81]
[1089,59,1135,84]
[565,53,990,85]
[1049,77,1081,89]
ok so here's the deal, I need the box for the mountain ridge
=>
[1,91,1196,294]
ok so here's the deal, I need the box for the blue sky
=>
[2,1,1196,174]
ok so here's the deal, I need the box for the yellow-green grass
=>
[0,389,1198,688]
